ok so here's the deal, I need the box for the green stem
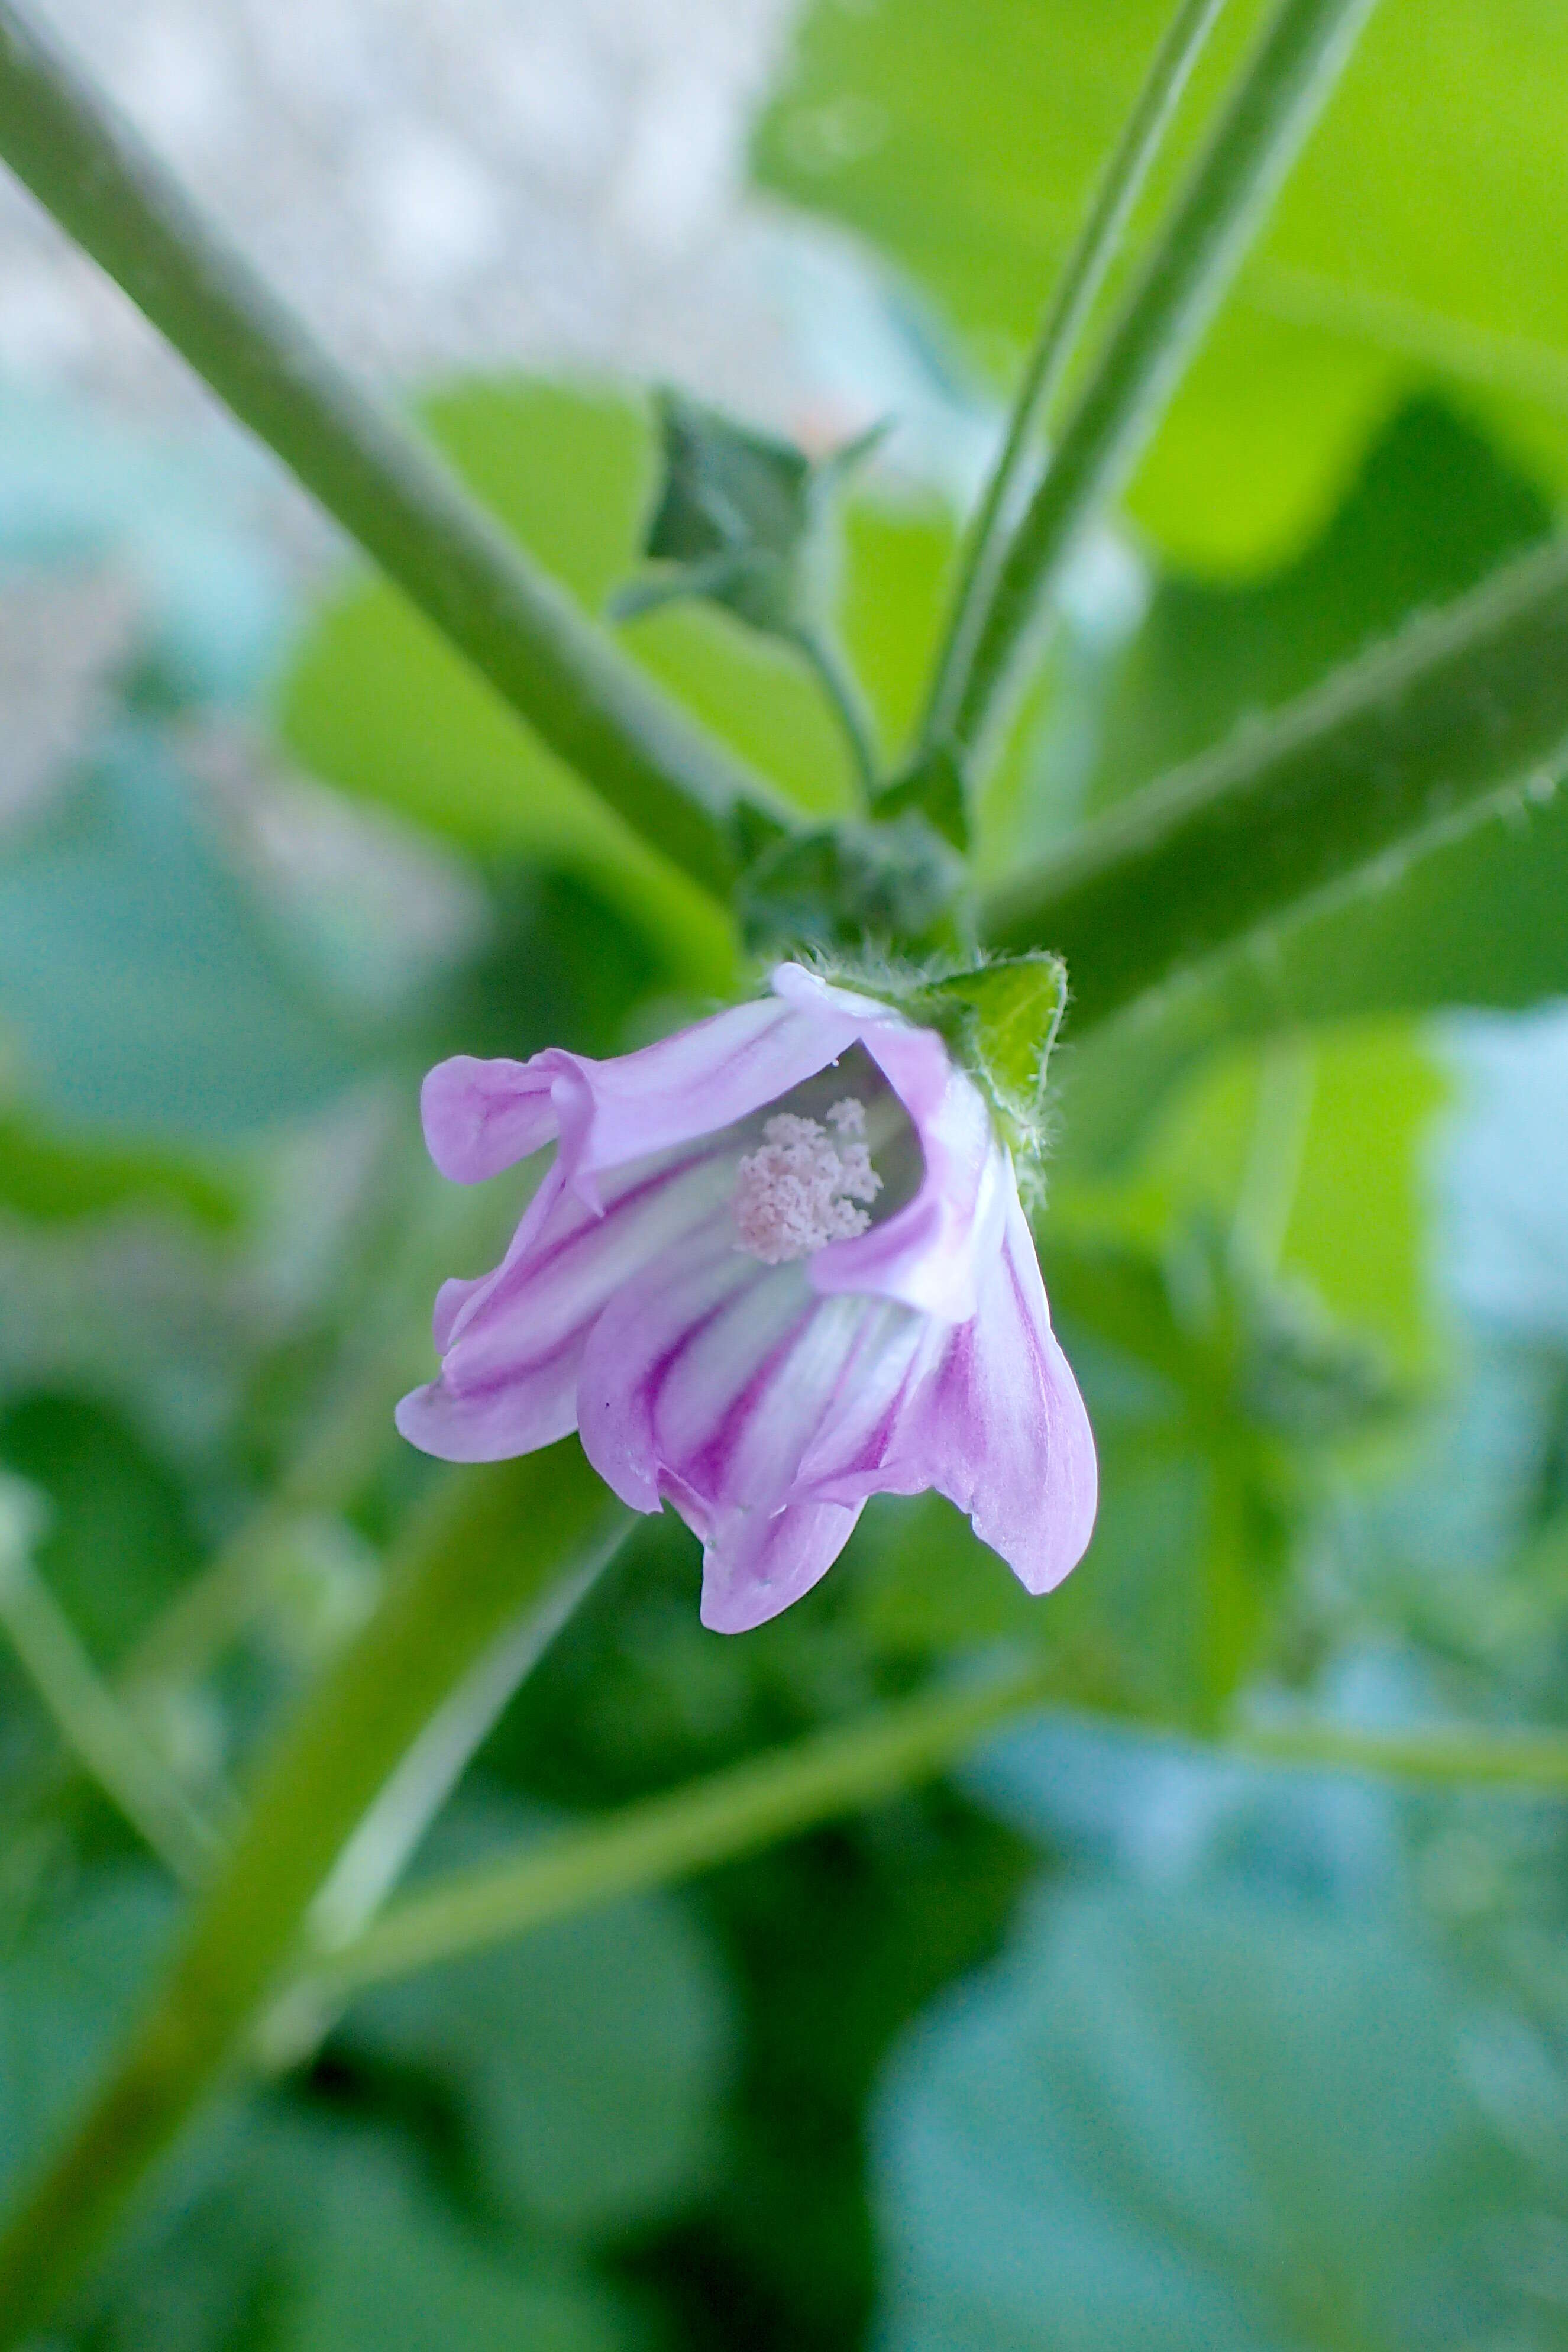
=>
[792,626,880,802]
[0,2,783,897]
[0,1481,224,1884]
[302,1662,1056,1999]
[981,534,1568,1028]
[0,1448,628,2346]
[1232,1717,1568,1789]
[951,0,1379,764]
[299,1681,1568,2004]
[921,0,1232,751]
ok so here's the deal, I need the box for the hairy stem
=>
[951,0,1379,763]
[981,535,1568,1028]
[0,1,784,895]
[0,1449,628,2345]
[922,0,1232,751]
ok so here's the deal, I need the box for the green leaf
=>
[0,1870,174,2202]
[874,1885,1566,2350]
[276,2133,639,2352]
[0,1393,203,1665]
[346,1796,733,2240]
[755,0,1568,571]
[0,1107,238,1229]
[0,735,358,1142]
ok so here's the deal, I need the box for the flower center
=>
[732,1097,883,1265]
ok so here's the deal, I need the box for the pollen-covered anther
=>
[732,1097,882,1265]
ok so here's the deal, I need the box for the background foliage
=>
[3,0,1568,2345]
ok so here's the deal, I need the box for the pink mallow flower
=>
[396,963,1097,1632]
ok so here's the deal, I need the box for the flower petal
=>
[404,965,1097,1632]
[784,1305,947,1506]
[393,1345,580,1463]
[771,964,1004,1325]
[884,1185,1097,1592]
[397,1147,741,1465]
[555,993,866,1182]
[579,1237,930,1533]
[421,1055,560,1183]
[425,988,868,1203]
[576,1242,771,1513]
[699,1497,865,1633]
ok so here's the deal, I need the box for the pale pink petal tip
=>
[398,964,1097,1631]
[699,1498,865,1633]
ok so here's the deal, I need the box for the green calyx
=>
[813,951,1071,1184]
[736,812,967,959]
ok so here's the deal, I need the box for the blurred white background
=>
[0,0,800,412]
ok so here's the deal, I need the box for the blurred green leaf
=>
[0,735,357,1141]
[840,496,958,766]
[0,1393,202,1664]
[347,1795,733,2240]
[276,2132,639,2352]
[875,1884,1567,2351]
[1276,1028,1447,1371]
[0,1869,173,2201]
[1058,1020,1447,1375]
[0,1107,238,1229]
[1089,395,1553,815]
[756,0,1568,569]
[89,2109,646,2352]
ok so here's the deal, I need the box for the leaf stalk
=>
[922,0,1232,751]
[949,0,1380,764]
